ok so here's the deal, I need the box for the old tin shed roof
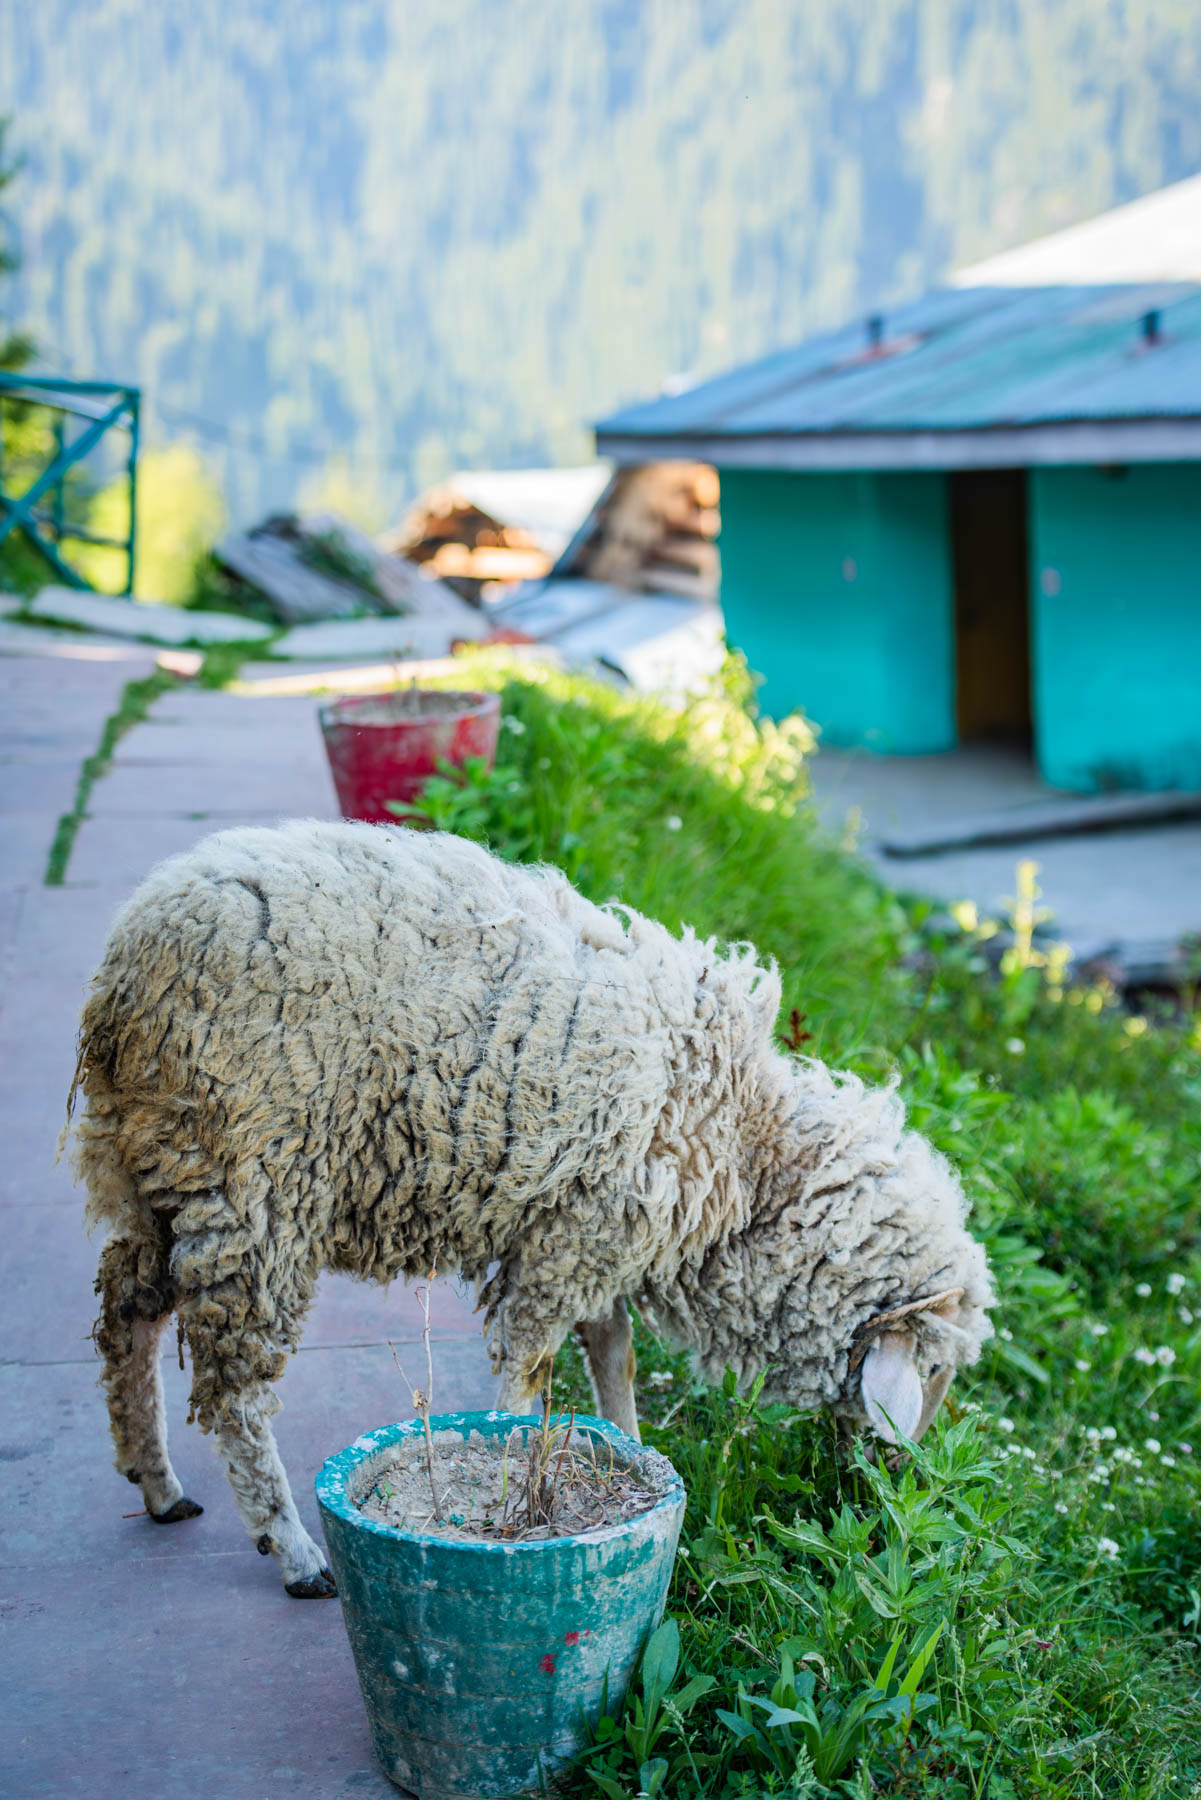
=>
[596,281,1201,470]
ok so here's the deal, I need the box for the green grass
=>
[403,652,1201,1798]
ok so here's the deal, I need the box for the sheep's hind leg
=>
[576,1301,640,1442]
[95,1236,202,1524]
[213,1387,336,1598]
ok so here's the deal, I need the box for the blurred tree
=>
[0,115,33,373]
[0,114,48,593]
[82,442,226,602]
[298,455,391,533]
[4,4,1200,525]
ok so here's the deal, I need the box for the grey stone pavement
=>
[1,640,496,1800]
[810,745,1201,969]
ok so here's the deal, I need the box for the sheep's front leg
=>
[213,1386,336,1598]
[497,1290,568,1418]
[498,1343,555,1416]
[576,1301,640,1442]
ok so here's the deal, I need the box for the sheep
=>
[70,818,994,1597]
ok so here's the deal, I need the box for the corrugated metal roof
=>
[596,282,1201,458]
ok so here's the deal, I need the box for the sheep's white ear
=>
[860,1331,923,1443]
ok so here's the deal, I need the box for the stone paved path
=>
[1,645,496,1799]
[810,744,1201,971]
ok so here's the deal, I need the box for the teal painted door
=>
[718,467,955,753]
[1030,464,1201,791]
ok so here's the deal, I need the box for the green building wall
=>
[1030,464,1201,792]
[717,467,955,752]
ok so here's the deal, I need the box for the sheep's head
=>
[846,1286,972,1443]
[734,1062,996,1441]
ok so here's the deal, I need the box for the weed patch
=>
[43,638,261,883]
[44,666,179,884]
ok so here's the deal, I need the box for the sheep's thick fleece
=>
[76,821,992,1581]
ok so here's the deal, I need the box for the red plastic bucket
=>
[318,688,501,824]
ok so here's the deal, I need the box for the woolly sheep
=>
[71,819,994,1597]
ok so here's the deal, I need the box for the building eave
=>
[596,417,1201,471]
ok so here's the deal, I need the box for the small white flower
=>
[1090,1322,1110,1337]
[1054,1502,1069,1515]
[1136,1283,1152,1298]
[1155,1346,1177,1367]
[1085,1426,1102,1444]
[501,715,526,734]
[1136,1476,1147,1486]
[1145,1437,1162,1454]
[999,1417,1016,1433]
[1005,1037,1025,1055]
[1088,1465,1111,1483]
[1134,1347,1157,1365]
[1179,1443,1193,1456]
[1149,1411,1161,1422]
[998,1326,1014,1341]
[1101,1426,1117,1441]
[1178,1307,1193,1324]
[1102,1501,1117,1512]
[1022,1447,1037,1460]
[1112,1447,1135,1464]
[646,1370,674,1388]
[1004,1443,1024,1457]
[1075,1359,1092,1372]
[1098,1537,1120,1559]
[1167,1273,1187,1295]
[665,815,683,832]
[1161,1454,1177,1468]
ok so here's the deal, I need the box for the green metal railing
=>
[0,373,139,592]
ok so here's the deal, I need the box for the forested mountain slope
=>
[2,1,1199,522]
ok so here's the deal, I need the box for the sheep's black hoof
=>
[125,1468,142,1486]
[150,1496,204,1524]
[285,1567,338,1599]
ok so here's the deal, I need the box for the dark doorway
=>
[951,468,1032,744]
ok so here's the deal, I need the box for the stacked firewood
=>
[564,462,719,602]
[387,486,551,602]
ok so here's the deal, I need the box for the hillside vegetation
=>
[405,651,1201,1797]
[4,2,1201,521]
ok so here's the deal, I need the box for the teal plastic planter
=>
[316,1411,685,1800]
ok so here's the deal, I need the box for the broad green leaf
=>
[640,1618,679,1712]
[670,1672,716,1715]
[584,1771,628,1800]
[992,1337,1051,1385]
[872,1636,902,1691]
[899,1619,945,1698]
[639,1758,668,1796]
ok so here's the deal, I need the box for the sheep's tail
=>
[57,1030,90,1164]
[66,973,143,1237]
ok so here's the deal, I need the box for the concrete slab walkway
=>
[1,645,496,1798]
[810,745,1201,973]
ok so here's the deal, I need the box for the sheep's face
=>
[847,1288,975,1444]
